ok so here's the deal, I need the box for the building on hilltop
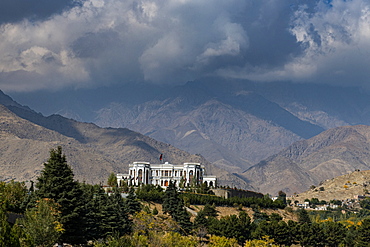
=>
[117,161,217,188]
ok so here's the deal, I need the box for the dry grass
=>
[145,202,297,222]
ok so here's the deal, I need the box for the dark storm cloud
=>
[0,0,78,24]
[0,0,369,92]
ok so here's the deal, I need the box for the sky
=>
[1,0,370,92]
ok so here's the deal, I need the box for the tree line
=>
[2,146,370,246]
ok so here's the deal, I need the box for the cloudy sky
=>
[1,0,370,92]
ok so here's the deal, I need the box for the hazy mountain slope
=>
[293,169,370,202]
[255,82,370,129]
[241,125,370,195]
[93,81,319,169]
[0,93,251,189]
[95,97,302,171]
[9,79,370,175]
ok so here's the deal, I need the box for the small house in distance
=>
[117,161,217,188]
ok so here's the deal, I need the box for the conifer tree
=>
[297,209,311,224]
[162,181,180,215]
[162,181,193,234]
[90,189,133,238]
[194,209,208,229]
[125,187,142,215]
[35,146,85,245]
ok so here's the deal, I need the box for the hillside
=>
[241,125,370,195]
[292,169,370,203]
[0,92,251,189]
[10,80,370,175]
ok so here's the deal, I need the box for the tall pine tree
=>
[35,146,85,245]
[162,181,193,234]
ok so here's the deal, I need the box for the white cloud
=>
[2,0,370,91]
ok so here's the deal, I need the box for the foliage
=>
[276,191,287,206]
[356,218,370,246]
[17,198,63,247]
[202,203,218,217]
[297,209,311,224]
[196,182,214,195]
[35,146,86,244]
[125,187,142,215]
[0,180,27,213]
[0,207,22,247]
[162,181,193,234]
[181,192,285,209]
[100,188,132,237]
[82,186,132,240]
[208,211,251,245]
[136,184,164,203]
[359,197,370,210]
[133,211,179,235]
[208,235,239,247]
[107,172,118,187]
[245,236,279,247]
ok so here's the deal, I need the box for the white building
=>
[117,161,217,188]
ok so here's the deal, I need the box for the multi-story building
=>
[117,161,217,188]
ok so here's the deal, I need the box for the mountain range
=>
[5,79,370,194]
[0,91,250,188]
[241,125,370,195]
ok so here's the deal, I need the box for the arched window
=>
[138,169,143,183]
[189,170,194,184]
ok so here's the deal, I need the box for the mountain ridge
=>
[241,125,370,195]
[0,91,251,189]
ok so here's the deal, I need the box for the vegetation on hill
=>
[3,146,370,246]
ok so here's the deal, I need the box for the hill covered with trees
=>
[3,147,370,246]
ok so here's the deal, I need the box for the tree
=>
[277,191,287,205]
[0,207,22,247]
[297,209,311,224]
[125,187,142,215]
[203,203,218,217]
[162,181,193,234]
[0,180,27,213]
[209,211,251,245]
[107,172,118,187]
[18,198,63,247]
[356,218,370,246]
[99,188,132,237]
[162,181,180,215]
[35,146,85,244]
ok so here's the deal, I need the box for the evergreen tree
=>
[162,181,193,234]
[125,187,142,215]
[322,221,346,247]
[172,203,193,234]
[35,146,85,245]
[356,218,370,247]
[203,203,218,217]
[276,191,287,206]
[297,208,311,224]
[100,188,132,237]
[194,209,208,229]
[162,181,180,215]
[80,183,106,240]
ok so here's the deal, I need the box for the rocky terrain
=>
[241,125,370,195]
[11,80,370,176]
[292,169,370,203]
[0,91,250,189]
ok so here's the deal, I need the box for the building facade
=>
[117,161,217,188]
